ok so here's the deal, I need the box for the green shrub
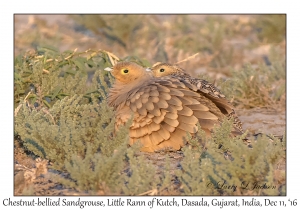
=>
[14,49,286,195]
[177,120,285,195]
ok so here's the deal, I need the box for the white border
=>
[2,1,298,209]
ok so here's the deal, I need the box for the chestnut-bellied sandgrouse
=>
[148,62,244,134]
[105,61,242,152]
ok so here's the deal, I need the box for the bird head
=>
[105,61,150,84]
[147,62,185,77]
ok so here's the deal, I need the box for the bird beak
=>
[104,67,113,71]
[145,67,152,72]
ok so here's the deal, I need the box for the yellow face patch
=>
[121,68,129,75]
[152,64,173,77]
[109,61,150,84]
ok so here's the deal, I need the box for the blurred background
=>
[13,14,287,196]
[14,14,285,78]
[14,14,286,134]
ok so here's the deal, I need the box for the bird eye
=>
[123,69,129,74]
[160,69,165,72]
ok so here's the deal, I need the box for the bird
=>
[148,62,244,134]
[105,61,237,152]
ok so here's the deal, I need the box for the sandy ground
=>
[237,108,286,136]
[14,15,286,195]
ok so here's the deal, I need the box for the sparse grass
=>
[218,61,285,109]
[14,15,286,195]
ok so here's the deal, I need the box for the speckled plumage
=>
[106,61,241,152]
[149,62,244,134]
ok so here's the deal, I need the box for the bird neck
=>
[116,73,151,88]
[109,74,152,108]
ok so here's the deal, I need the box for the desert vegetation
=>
[14,14,286,195]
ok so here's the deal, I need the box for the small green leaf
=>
[62,50,74,54]
[72,57,86,70]
[86,60,95,67]
[42,99,51,108]
[51,86,62,100]
[85,89,99,95]
[65,69,77,75]
[27,94,37,99]
[37,45,59,53]
[58,93,70,97]
[58,61,70,67]
[16,89,25,95]
[14,73,21,80]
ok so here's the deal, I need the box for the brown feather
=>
[138,117,151,127]
[164,117,179,127]
[165,104,178,113]
[167,128,189,147]
[152,111,166,124]
[148,122,160,132]
[138,135,152,148]
[166,96,182,106]
[177,106,193,116]
[204,94,234,115]
[179,89,200,97]
[156,84,171,92]
[141,97,149,103]
[148,106,161,117]
[149,96,159,103]
[169,80,186,88]
[144,101,154,111]
[169,88,184,97]
[177,122,198,133]
[157,126,171,140]
[165,112,178,120]
[192,110,219,120]
[130,127,146,138]
[198,119,218,130]
[149,89,159,97]
[137,105,147,116]
[141,92,149,99]
[129,103,137,112]
[156,99,168,109]
[178,115,198,125]
[135,98,143,109]
[186,104,209,111]
[159,92,172,100]
[182,81,197,91]
[160,121,176,133]
[177,96,194,105]
[149,131,164,145]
